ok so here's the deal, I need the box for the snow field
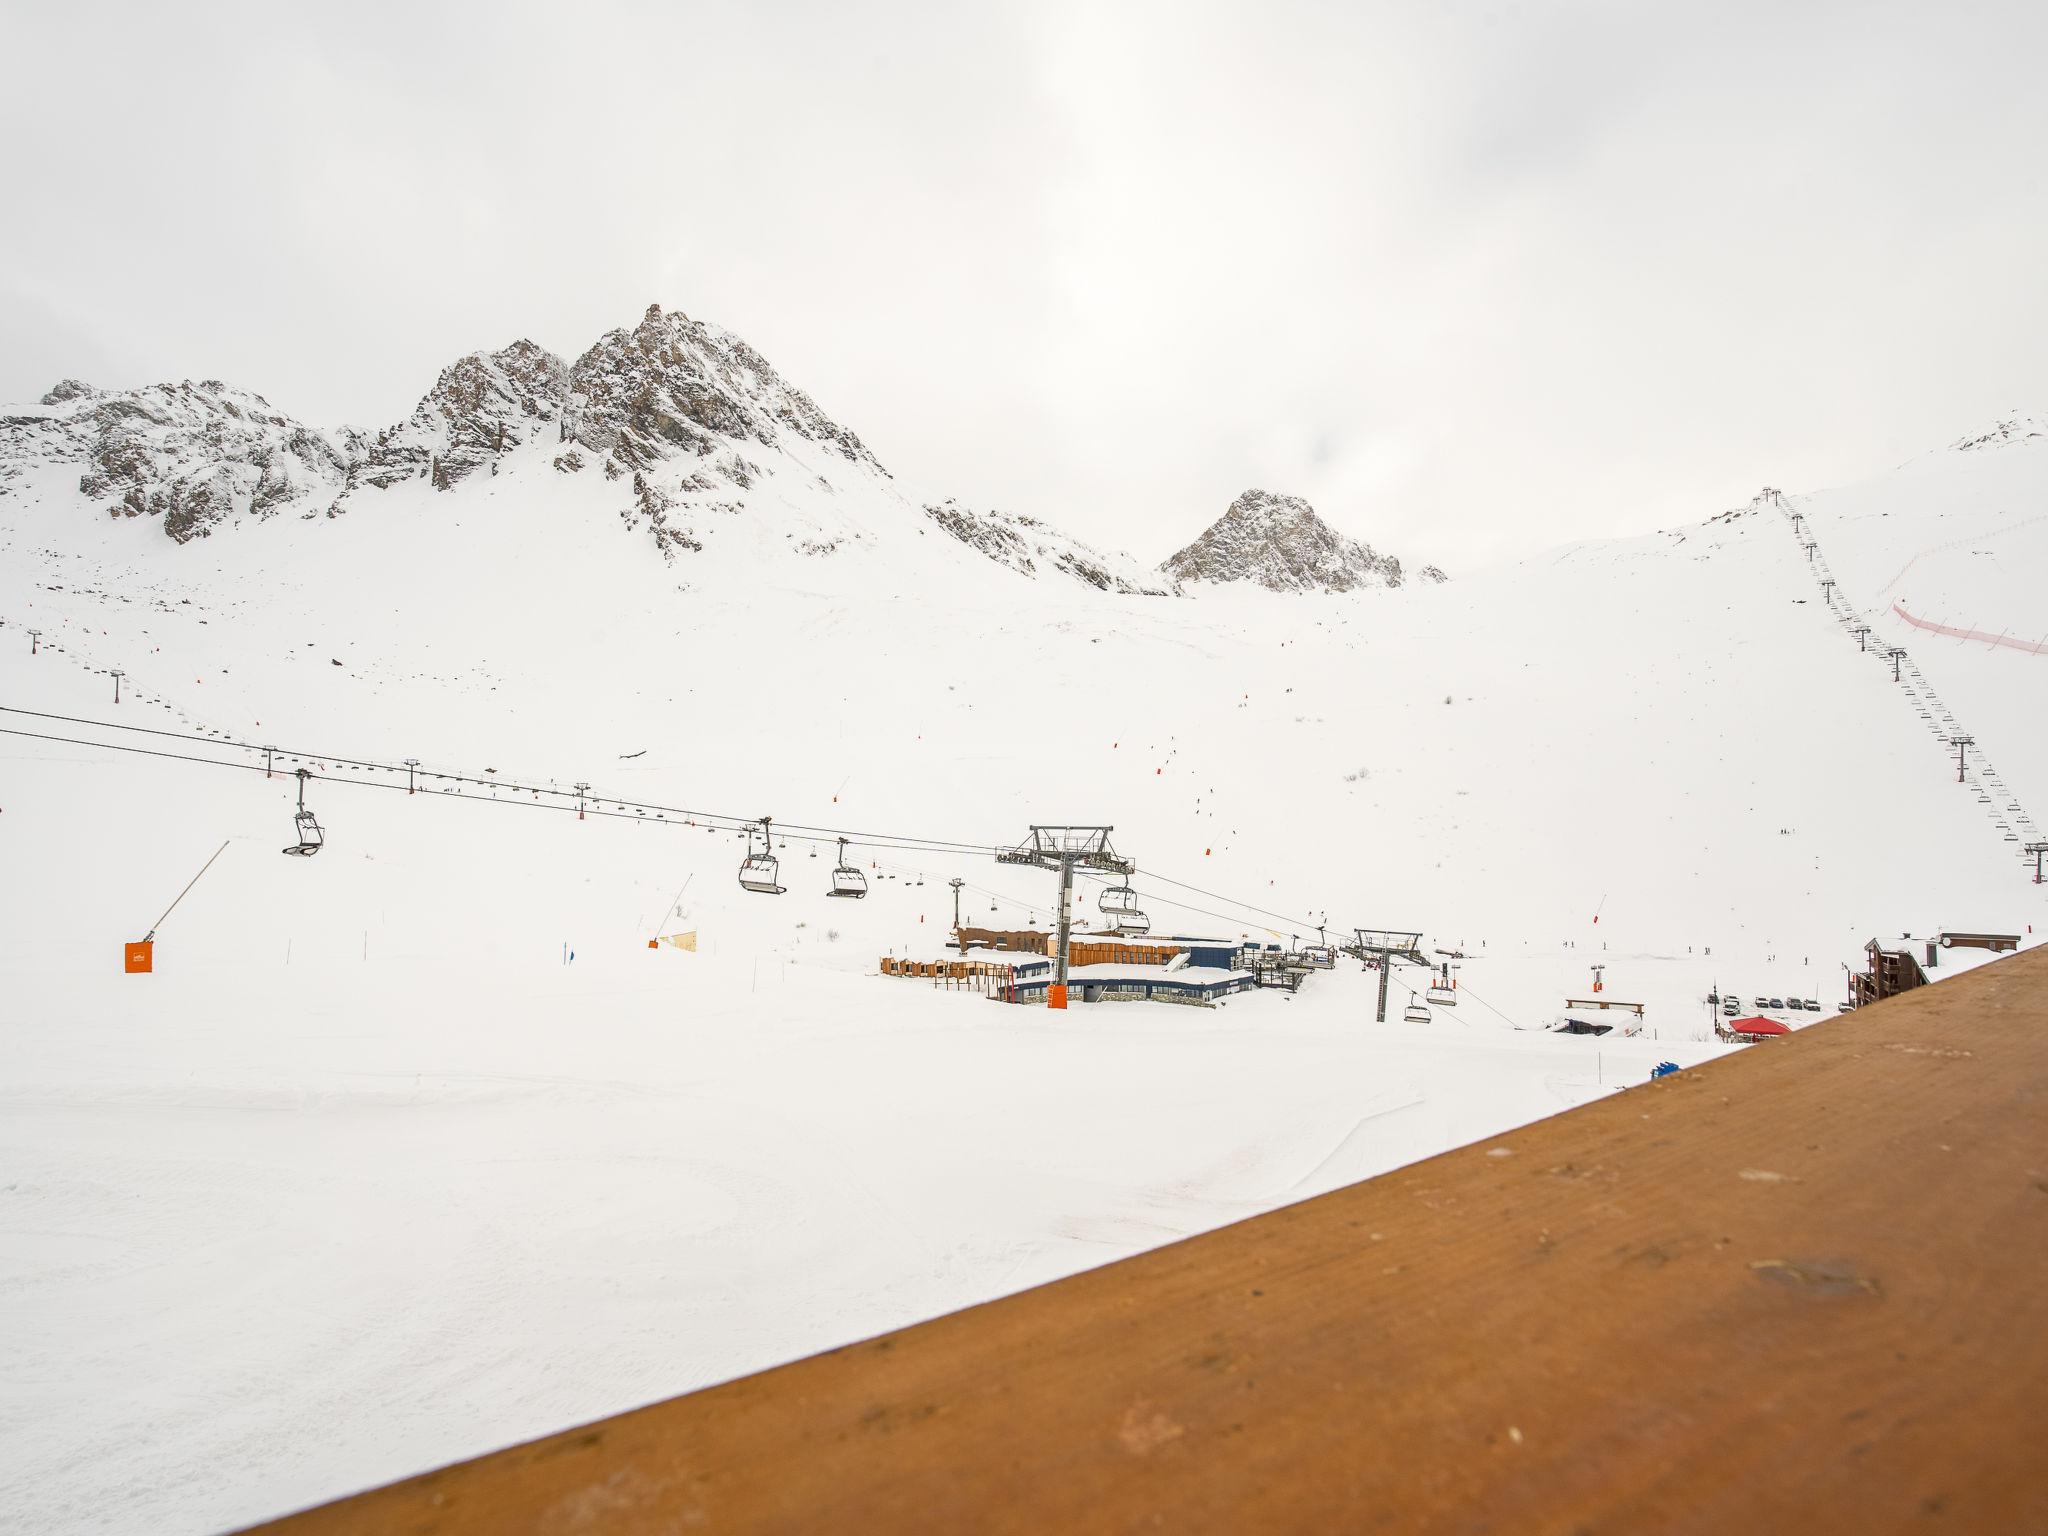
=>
[3,424,2044,1533]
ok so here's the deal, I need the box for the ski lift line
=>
[15,699,1435,931]
[0,725,1006,862]
[1108,867,1322,930]
[0,704,1001,858]
[1075,869,1320,939]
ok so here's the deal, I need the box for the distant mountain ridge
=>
[3,307,1440,596]
[1162,488,1444,592]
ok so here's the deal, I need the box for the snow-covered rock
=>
[565,304,882,480]
[922,499,1173,595]
[1160,488,1437,592]
[1,378,351,542]
[1950,413,2048,453]
[356,339,570,492]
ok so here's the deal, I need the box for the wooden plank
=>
[248,945,2048,1535]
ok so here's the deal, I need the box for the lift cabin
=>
[281,768,324,857]
[738,816,785,895]
[827,837,867,899]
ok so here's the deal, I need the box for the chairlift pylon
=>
[738,816,785,894]
[827,837,867,899]
[281,767,324,857]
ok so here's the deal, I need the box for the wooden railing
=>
[246,944,2048,1535]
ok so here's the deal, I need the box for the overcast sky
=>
[4,0,2043,568]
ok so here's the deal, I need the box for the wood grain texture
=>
[248,945,2048,1535]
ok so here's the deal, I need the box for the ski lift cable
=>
[0,705,999,857]
[3,705,1348,923]
[8,707,1408,935]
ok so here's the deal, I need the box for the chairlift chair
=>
[281,768,324,857]
[738,816,785,894]
[827,837,867,898]
[1097,880,1141,918]
[1403,996,1432,1024]
[1426,963,1457,1006]
[1110,906,1151,936]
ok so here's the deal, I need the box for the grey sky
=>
[4,0,2043,569]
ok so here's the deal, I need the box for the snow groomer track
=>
[250,944,2048,1535]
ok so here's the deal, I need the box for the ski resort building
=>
[884,937,1253,1011]
[1006,961,1255,1007]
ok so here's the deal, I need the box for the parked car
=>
[1722,999,1739,1015]
[1802,999,1819,1011]
[1753,996,1769,1009]
[1768,997,1785,1010]
[1785,998,1805,1011]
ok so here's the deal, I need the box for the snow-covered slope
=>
[2,388,2044,1534]
[1161,487,1442,591]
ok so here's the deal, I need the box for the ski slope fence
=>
[1891,602,2048,657]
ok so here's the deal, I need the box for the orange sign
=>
[124,941,154,974]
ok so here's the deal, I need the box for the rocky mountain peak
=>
[1161,488,1440,592]
[356,338,570,492]
[565,302,883,481]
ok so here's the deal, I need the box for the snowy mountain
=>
[1161,488,1442,592]
[2,312,1469,605]
[0,304,1192,595]
[566,304,881,480]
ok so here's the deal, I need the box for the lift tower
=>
[997,827,1132,1007]
[1951,735,1975,784]
[1353,928,1428,1024]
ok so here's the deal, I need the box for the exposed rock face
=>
[1161,488,1432,592]
[923,499,1174,595]
[358,339,570,491]
[566,304,882,479]
[3,379,351,542]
